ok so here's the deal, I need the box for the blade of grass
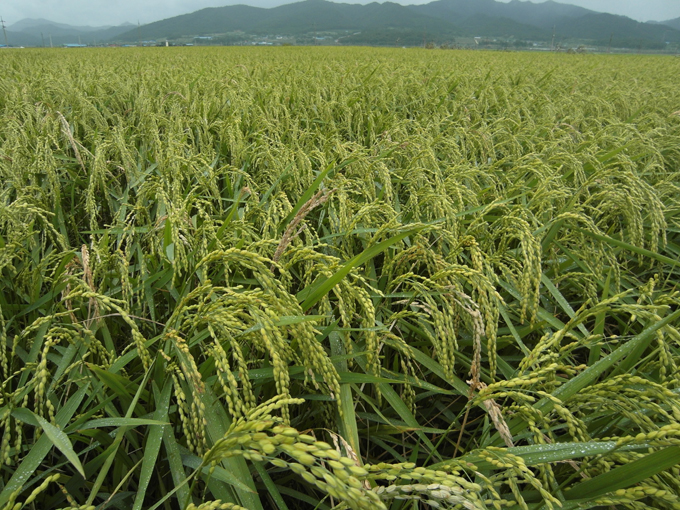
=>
[352,349,440,460]
[0,383,89,507]
[11,408,86,479]
[161,421,191,508]
[280,158,355,233]
[70,417,168,430]
[573,227,680,267]
[132,379,173,510]
[180,450,257,495]
[564,446,680,500]
[86,363,153,505]
[299,226,424,311]
[200,384,263,509]
[540,274,589,337]
[253,461,290,510]
[442,441,650,471]
[589,268,612,365]
[381,336,470,397]
[330,331,361,458]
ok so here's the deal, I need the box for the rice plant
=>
[0,46,679,509]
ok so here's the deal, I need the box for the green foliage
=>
[1,47,680,509]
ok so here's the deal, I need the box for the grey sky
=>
[4,0,680,28]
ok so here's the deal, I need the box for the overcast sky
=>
[4,0,680,28]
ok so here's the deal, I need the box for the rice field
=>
[1,46,680,510]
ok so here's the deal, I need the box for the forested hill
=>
[110,0,680,48]
[659,16,680,31]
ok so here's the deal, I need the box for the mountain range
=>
[658,17,680,31]
[4,18,134,47]
[5,0,680,49]
[111,0,680,48]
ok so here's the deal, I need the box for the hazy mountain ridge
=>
[111,0,459,39]
[409,0,593,30]
[6,0,680,48]
[658,17,680,31]
[3,19,134,47]
[555,13,678,45]
[113,0,680,48]
[8,18,129,33]
[407,0,680,45]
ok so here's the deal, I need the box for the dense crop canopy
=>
[0,47,679,509]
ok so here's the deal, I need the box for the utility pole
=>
[49,34,53,47]
[661,30,669,53]
[607,33,612,54]
[550,25,555,51]
[41,32,45,47]
[1,17,8,47]
[138,21,141,47]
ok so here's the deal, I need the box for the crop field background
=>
[1,47,680,510]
